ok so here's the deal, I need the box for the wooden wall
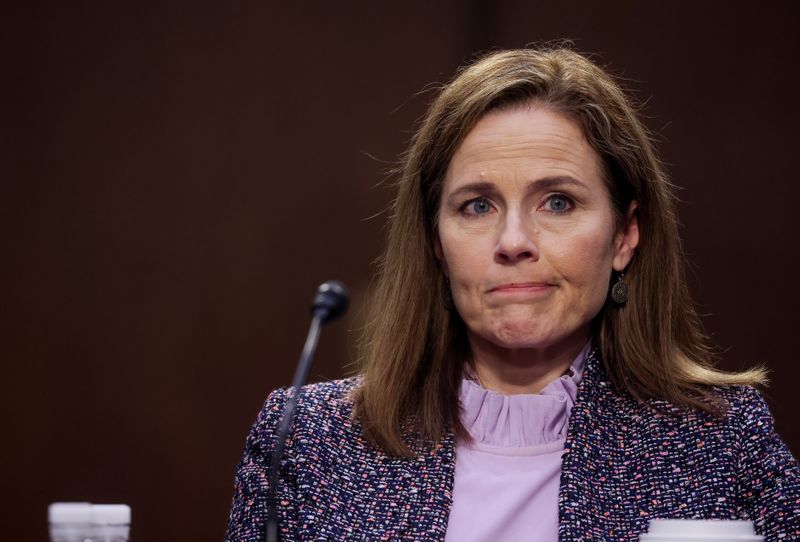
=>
[3,2,798,539]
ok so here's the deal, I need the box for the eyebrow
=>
[445,176,587,200]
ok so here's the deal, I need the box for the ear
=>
[433,234,449,277]
[612,201,639,271]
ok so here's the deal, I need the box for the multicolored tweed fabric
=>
[225,350,799,541]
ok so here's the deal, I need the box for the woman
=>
[225,48,799,541]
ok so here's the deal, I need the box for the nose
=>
[495,211,539,263]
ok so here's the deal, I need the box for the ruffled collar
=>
[459,343,590,448]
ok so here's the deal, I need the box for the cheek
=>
[442,237,485,283]
[438,228,494,300]
[564,235,613,268]
[549,222,616,288]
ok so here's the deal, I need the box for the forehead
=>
[445,105,605,186]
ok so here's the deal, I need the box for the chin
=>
[486,321,557,350]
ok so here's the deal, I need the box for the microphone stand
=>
[265,281,348,542]
[266,314,321,542]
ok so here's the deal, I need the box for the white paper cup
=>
[640,519,763,541]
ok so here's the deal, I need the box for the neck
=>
[467,331,589,395]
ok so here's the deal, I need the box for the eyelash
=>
[460,197,494,216]
[542,193,575,213]
[458,194,575,216]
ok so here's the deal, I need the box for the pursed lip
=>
[488,282,554,294]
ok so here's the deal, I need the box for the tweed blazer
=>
[225,351,799,541]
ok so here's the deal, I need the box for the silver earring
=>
[611,272,629,305]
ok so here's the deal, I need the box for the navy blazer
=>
[225,351,799,541]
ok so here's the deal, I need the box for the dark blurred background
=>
[3,1,799,540]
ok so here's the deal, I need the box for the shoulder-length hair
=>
[352,46,766,457]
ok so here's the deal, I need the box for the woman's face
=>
[436,105,638,356]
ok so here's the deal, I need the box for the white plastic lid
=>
[642,519,762,540]
[48,502,92,524]
[91,504,131,525]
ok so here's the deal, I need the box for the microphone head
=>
[311,280,350,324]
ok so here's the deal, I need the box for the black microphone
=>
[266,280,350,542]
[311,280,349,323]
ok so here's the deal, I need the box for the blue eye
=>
[544,195,572,213]
[464,198,493,215]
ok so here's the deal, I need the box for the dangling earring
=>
[611,271,629,305]
[443,278,454,311]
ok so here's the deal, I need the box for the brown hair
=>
[352,46,766,457]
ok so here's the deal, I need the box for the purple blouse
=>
[444,343,589,541]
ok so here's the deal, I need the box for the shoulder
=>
[265,376,359,404]
[247,377,362,450]
[300,376,361,402]
[715,384,770,421]
[293,377,361,424]
[713,384,790,456]
[703,385,775,444]
[581,350,772,425]
[574,361,784,470]
[256,377,360,425]
[576,355,776,451]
